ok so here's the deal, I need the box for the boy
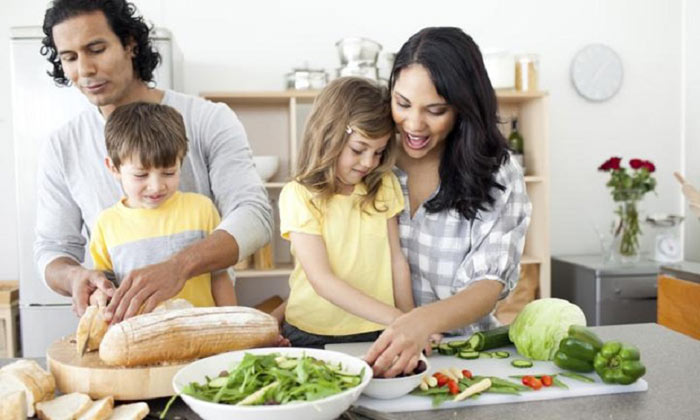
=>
[89,102,236,308]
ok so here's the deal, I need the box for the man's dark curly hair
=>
[40,0,161,86]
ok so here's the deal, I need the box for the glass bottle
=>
[508,118,525,172]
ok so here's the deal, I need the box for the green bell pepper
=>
[553,325,603,373]
[593,341,646,385]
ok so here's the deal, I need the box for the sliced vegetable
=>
[511,359,533,368]
[478,352,493,359]
[494,351,510,359]
[593,341,646,385]
[447,340,469,349]
[466,325,512,351]
[457,350,480,360]
[438,343,456,356]
[541,375,553,387]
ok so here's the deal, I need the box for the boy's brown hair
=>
[105,102,188,170]
[295,77,396,211]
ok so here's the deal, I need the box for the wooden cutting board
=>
[47,335,188,400]
[326,341,648,412]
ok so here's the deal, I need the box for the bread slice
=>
[0,371,40,417]
[77,396,113,420]
[0,390,27,420]
[35,392,92,420]
[106,402,149,420]
[2,360,56,400]
[77,306,110,355]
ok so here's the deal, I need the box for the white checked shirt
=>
[395,157,532,336]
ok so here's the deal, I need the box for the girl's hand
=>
[424,333,443,356]
[364,309,431,378]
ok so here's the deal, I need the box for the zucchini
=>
[447,340,469,349]
[511,359,533,368]
[438,343,456,356]
[494,351,510,359]
[457,350,480,359]
[466,325,512,351]
[478,352,493,359]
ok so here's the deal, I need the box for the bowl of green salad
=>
[170,347,372,420]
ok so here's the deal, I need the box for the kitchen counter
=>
[3,323,699,420]
[660,261,700,284]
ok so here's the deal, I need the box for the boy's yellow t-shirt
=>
[89,191,219,307]
[279,172,405,335]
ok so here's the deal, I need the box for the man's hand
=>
[105,259,187,323]
[69,267,115,317]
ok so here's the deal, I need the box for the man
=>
[36,0,272,323]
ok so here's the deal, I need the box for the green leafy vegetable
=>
[170,353,364,412]
[508,298,587,361]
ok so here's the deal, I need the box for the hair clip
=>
[345,125,353,135]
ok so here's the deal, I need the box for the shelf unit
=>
[202,89,550,310]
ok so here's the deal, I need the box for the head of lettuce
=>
[508,298,587,361]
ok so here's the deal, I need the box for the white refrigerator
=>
[10,26,173,357]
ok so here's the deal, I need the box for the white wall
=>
[683,0,700,261]
[0,0,691,280]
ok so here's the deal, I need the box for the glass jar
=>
[514,54,539,91]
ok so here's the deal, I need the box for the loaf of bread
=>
[99,306,279,366]
[0,360,56,417]
[0,390,26,420]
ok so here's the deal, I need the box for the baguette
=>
[99,306,279,366]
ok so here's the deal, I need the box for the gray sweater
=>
[34,90,273,285]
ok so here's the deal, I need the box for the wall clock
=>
[570,44,623,102]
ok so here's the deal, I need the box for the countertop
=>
[660,261,700,284]
[3,323,699,420]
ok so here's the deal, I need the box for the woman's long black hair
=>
[389,27,510,221]
[41,0,161,87]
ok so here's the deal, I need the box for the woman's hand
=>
[364,308,432,378]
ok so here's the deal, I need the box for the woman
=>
[364,27,532,377]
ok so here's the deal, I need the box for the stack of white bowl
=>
[335,37,382,82]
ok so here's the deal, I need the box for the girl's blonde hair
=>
[295,77,396,211]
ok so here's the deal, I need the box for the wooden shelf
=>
[264,182,286,188]
[521,255,542,265]
[235,263,293,278]
[201,90,319,105]
[524,175,545,183]
[495,89,548,103]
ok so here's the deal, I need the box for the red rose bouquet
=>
[598,157,657,258]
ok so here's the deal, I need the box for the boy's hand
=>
[105,259,187,323]
[69,267,114,317]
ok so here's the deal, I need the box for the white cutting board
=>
[325,340,648,412]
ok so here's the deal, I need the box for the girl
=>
[278,77,413,348]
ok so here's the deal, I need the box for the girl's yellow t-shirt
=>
[279,172,405,336]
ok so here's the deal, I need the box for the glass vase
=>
[613,199,642,264]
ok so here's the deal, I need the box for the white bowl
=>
[172,347,372,420]
[252,155,280,181]
[362,356,430,400]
